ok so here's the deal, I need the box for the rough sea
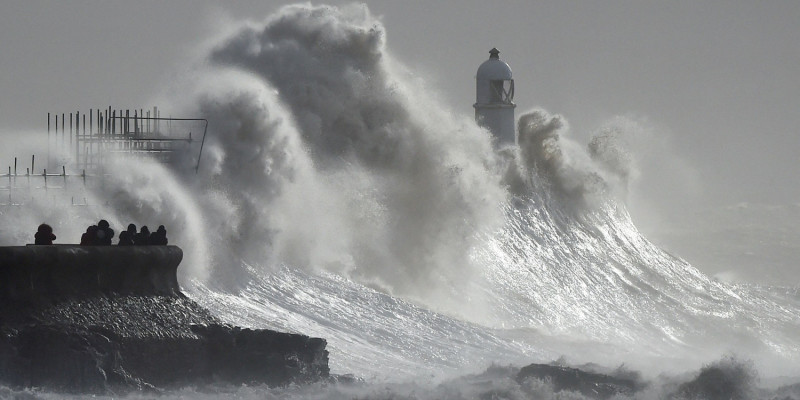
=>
[1,4,799,399]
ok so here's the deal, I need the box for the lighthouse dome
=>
[477,48,513,80]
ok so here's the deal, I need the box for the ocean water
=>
[1,3,799,399]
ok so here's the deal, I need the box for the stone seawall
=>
[0,245,329,393]
[0,245,183,300]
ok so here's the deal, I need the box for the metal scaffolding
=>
[47,107,207,174]
[0,107,208,206]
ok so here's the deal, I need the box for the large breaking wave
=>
[2,3,800,398]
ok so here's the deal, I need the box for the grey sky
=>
[1,1,798,283]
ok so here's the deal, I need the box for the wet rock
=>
[516,363,641,399]
[672,357,757,400]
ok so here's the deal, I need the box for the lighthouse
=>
[474,48,516,145]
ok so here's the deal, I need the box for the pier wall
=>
[0,245,330,392]
[0,245,182,300]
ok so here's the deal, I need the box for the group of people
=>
[117,224,168,246]
[80,220,115,245]
[33,220,169,246]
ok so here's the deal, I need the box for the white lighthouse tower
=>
[474,48,516,145]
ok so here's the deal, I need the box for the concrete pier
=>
[0,245,329,393]
[0,245,183,300]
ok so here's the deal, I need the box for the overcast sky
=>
[1,1,798,283]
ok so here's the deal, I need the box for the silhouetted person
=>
[80,225,98,246]
[34,223,56,245]
[96,219,114,245]
[150,225,168,245]
[118,223,136,246]
[133,226,150,245]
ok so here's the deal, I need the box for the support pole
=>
[76,111,80,162]
[47,112,50,171]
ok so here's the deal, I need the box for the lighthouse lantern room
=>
[474,48,516,145]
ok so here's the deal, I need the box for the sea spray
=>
[0,2,799,392]
[86,4,800,376]
[588,115,702,233]
[162,3,507,314]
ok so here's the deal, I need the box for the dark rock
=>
[192,324,329,386]
[516,363,641,399]
[0,245,329,393]
[672,357,757,400]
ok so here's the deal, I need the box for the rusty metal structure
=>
[47,107,207,173]
[0,107,207,206]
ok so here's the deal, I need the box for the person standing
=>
[118,224,136,246]
[150,225,168,245]
[34,224,56,245]
[96,220,114,245]
[133,226,151,245]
